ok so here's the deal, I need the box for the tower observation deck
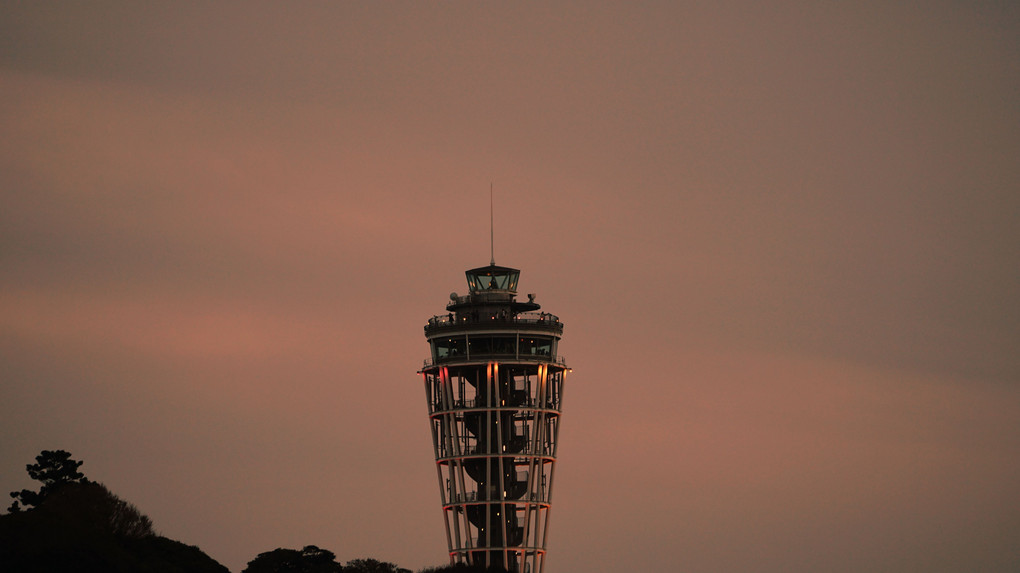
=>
[420,263,568,573]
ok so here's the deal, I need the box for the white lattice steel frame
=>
[420,264,568,573]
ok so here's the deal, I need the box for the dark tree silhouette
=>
[344,558,411,573]
[242,548,418,573]
[1,450,226,572]
[243,545,343,573]
[8,450,87,512]
[415,564,488,573]
[43,481,154,538]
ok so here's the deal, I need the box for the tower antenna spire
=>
[489,182,495,266]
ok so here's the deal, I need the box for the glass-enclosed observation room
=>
[519,336,553,357]
[431,334,555,362]
[433,336,467,360]
[466,264,520,293]
[468,335,517,356]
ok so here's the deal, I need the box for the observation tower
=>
[420,263,568,573]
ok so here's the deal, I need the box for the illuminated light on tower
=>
[420,263,569,573]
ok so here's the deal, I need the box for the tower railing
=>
[424,312,563,336]
[433,444,558,459]
[422,355,568,370]
[427,398,563,412]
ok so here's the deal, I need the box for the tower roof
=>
[465,264,520,293]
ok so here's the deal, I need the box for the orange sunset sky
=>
[2,2,1018,572]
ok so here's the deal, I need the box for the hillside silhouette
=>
[2,451,489,573]
[1,450,226,572]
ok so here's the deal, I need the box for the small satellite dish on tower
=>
[450,292,459,301]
